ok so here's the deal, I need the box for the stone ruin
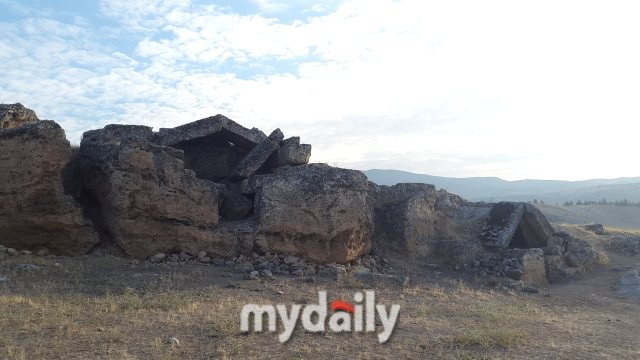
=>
[0,103,605,285]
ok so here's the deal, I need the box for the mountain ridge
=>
[363,169,640,202]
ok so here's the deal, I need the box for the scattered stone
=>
[260,269,273,278]
[283,255,299,265]
[246,271,260,280]
[614,270,640,301]
[0,277,10,282]
[198,251,207,259]
[92,251,104,257]
[199,257,210,263]
[612,266,634,272]
[19,250,32,256]
[224,260,235,267]
[523,286,540,293]
[168,338,180,345]
[149,253,166,263]
[292,269,304,276]
[15,264,39,271]
[212,258,226,266]
[7,248,19,256]
[233,261,254,273]
[582,224,605,235]
[500,278,524,290]
[318,265,346,278]
[354,273,409,287]
[96,327,106,332]
[222,272,233,278]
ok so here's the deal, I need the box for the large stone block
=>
[0,121,99,255]
[77,125,225,258]
[252,164,373,263]
[270,136,311,167]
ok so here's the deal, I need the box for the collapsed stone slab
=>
[76,125,226,258]
[479,202,554,249]
[0,121,99,255]
[251,164,374,263]
[228,128,284,181]
[0,103,40,129]
[153,115,267,182]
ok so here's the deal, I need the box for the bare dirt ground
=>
[536,204,640,231]
[2,227,640,360]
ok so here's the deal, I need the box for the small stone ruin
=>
[0,103,606,285]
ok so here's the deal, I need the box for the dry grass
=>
[602,226,640,237]
[1,254,640,359]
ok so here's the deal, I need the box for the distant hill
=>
[363,169,640,202]
[535,204,640,230]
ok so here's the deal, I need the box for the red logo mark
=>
[331,299,355,313]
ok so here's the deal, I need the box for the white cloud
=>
[2,0,640,180]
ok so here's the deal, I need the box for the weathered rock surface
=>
[369,183,438,254]
[76,124,225,258]
[252,163,374,263]
[0,103,40,129]
[229,128,284,181]
[479,202,554,249]
[370,183,482,256]
[0,121,99,255]
[270,136,311,167]
[219,190,254,220]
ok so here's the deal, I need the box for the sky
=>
[1,0,639,181]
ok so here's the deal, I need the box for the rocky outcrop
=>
[0,121,99,255]
[252,164,374,263]
[479,202,554,249]
[76,125,223,258]
[0,103,40,129]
